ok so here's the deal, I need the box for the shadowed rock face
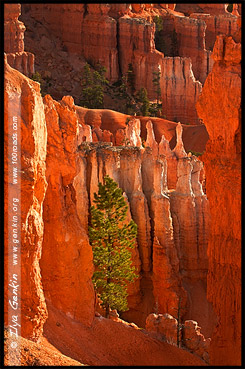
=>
[20,3,217,124]
[196,30,241,365]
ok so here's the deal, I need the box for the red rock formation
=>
[21,4,206,124]
[159,12,213,84]
[170,155,209,280]
[146,313,178,345]
[118,15,163,98]
[196,32,241,365]
[75,106,209,153]
[76,119,210,329]
[40,95,95,327]
[190,12,240,51]
[125,118,142,147]
[44,302,206,366]
[4,4,34,77]
[183,320,210,363]
[175,4,228,16]
[81,5,119,82]
[4,58,47,340]
[25,4,85,54]
[146,313,210,363]
[141,123,183,315]
[161,57,202,124]
[4,4,24,53]
[80,143,142,313]
[119,147,152,273]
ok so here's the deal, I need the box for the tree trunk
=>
[105,302,109,318]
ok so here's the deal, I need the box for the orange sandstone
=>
[196,33,241,365]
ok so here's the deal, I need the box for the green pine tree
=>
[152,68,161,105]
[136,87,150,116]
[89,175,138,318]
[80,63,108,109]
[127,63,136,94]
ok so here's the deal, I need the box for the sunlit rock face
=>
[41,95,95,327]
[196,27,241,366]
[4,4,34,76]
[4,57,47,341]
[75,118,210,330]
[4,6,240,365]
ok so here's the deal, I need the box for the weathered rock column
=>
[4,4,35,76]
[41,95,95,327]
[4,59,47,340]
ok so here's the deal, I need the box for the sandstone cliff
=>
[196,32,241,365]
[4,57,47,341]
[75,117,211,330]
[4,3,241,366]
[4,4,34,76]
[4,54,208,366]
[21,3,204,124]
[40,95,95,326]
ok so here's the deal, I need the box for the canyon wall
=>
[161,57,202,124]
[4,4,34,76]
[175,3,229,16]
[4,57,47,341]
[190,12,240,51]
[75,118,211,330]
[4,60,95,340]
[21,3,203,124]
[40,95,95,326]
[196,32,241,365]
[159,12,213,84]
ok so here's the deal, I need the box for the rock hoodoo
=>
[4,4,34,76]
[76,117,210,328]
[4,3,241,366]
[20,3,230,124]
[146,313,211,363]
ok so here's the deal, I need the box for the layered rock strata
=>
[159,13,213,84]
[22,3,203,124]
[161,57,202,124]
[175,3,229,16]
[81,4,119,82]
[190,12,240,51]
[196,32,241,365]
[4,4,34,76]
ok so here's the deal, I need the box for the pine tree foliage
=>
[89,175,138,317]
[80,63,108,109]
[136,87,150,116]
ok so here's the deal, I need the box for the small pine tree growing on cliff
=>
[136,87,150,116]
[80,63,108,109]
[89,175,138,318]
[127,63,136,94]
